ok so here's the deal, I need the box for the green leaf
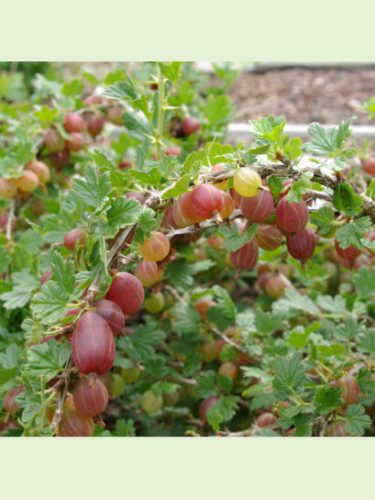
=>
[106,197,141,238]
[0,344,21,369]
[273,352,306,395]
[285,172,313,203]
[317,343,346,357]
[202,94,232,126]
[335,217,371,249]
[205,285,236,331]
[345,404,371,436]
[91,150,115,170]
[332,183,363,216]
[159,62,181,83]
[34,106,58,123]
[313,386,343,415]
[123,323,166,361]
[62,79,84,96]
[72,163,111,208]
[336,315,363,341]
[206,396,239,431]
[294,413,314,437]
[162,175,191,200]
[31,281,69,325]
[0,246,11,273]
[255,310,286,335]
[113,419,136,437]
[164,259,194,289]
[138,208,157,234]
[50,251,75,296]
[316,295,348,315]
[26,340,70,380]
[194,370,218,398]
[102,79,138,101]
[274,289,320,316]
[135,138,151,170]
[0,269,39,309]
[268,175,285,203]
[151,381,179,397]
[219,223,258,252]
[356,331,375,355]
[19,229,44,256]
[310,206,335,236]
[304,118,356,169]
[172,302,201,335]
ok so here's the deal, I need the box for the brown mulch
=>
[226,68,375,125]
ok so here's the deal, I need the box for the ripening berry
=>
[334,239,361,263]
[40,269,53,285]
[125,192,146,204]
[196,299,216,321]
[182,116,200,135]
[134,259,164,287]
[265,275,286,299]
[164,146,181,156]
[163,390,180,407]
[211,163,228,190]
[275,197,309,234]
[121,367,141,383]
[94,299,125,336]
[256,224,283,251]
[230,187,243,208]
[362,158,375,176]
[327,422,349,437]
[178,191,207,225]
[334,376,360,406]
[66,132,86,151]
[105,272,144,315]
[240,189,274,223]
[144,292,165,313]
[3,386,24,414]
[64,228,86,251]
[141,390,163,414]
[58,410,94,437]
[45,129,65,152]
[16,171,39,193]
[218,361,238,381]
[73,376,109,417]
[87,114,105,137]
[190,184,224,219]
[30,197,46,216]
[219,191,235,219]
[50,149,71,169]
[118,160,132,169]
[233,167,262,197]
[72,311,115,375]
[138,231,171,262]
[201,341,220,362]
[64,112,86,133]
[199,396,219,422]
[25,160,50,184]
[0,178,17,198]
[229,239,259,270]
[286,227,316,268]
[107,107,123,125]
[256,412,278,428]
[83,94,103,106]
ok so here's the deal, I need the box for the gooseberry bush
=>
[2,62,375,437]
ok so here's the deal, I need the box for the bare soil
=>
[227,67,375,125]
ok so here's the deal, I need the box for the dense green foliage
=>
[1,62,375,437]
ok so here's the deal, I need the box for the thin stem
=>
[156,66,165,161]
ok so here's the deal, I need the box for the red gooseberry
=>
[71,311,116,375]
